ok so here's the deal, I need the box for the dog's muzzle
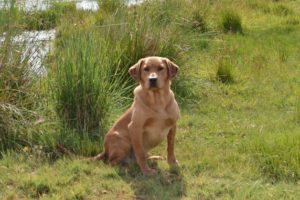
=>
[149,77,157,88]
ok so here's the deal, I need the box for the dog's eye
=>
[144,67,149,72]
[158,67,164,71]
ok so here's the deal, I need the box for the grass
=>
[220,9,243,33]
[0,1,77,31]
[0,22,38,151]
[53,30,123,134]
[1,0,300,199]
[243,130,300,182]
[216,59,235,83]
[22,2,77,30]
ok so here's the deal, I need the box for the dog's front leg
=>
[167,125,178,165]
[128,122,157,176]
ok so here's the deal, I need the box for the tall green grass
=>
[0,0,19,33]
[0,0,33,151]
[52,30,130,135]
[216,59,235,84]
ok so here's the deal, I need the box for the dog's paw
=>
[169,164,180,175]
[142,168,157,176]
[167,158,179,166]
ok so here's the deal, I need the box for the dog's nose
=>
[149,77,157,87]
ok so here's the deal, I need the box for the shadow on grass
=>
[117,161,186,200]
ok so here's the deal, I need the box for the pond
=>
[0,0,143,11]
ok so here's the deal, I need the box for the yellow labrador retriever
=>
[94,56,180,176]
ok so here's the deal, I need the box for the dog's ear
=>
[165,58,179,79]
[129,59,144,82]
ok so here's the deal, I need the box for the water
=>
[0,30,56,75]
[76,0,98,11]
[17,30,55,75]
[0,0,143,11]
[0,0,98,11]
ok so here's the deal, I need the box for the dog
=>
[93,56,180,176]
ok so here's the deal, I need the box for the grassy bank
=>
[1,0,300,199]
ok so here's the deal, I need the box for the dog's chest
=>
[143,117,175,151]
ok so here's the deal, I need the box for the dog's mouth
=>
[148,85,159,91]
[149,83,158,89]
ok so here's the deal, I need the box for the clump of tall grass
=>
[220,9,243,34]
[52,29,129,136]
[243,131,300,182]
[216,59,235,84]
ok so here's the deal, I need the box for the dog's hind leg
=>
[107,150,128,166]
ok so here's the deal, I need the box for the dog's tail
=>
[92,151,107,162]
[57,144,106,161]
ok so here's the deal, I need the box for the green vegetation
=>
[23,2,76,30]
[216,59,235,83]
[1,0,300,199]
[54,30,121,134]
[0,1,76,31]
[220,9,243,33]
[244,130,300,182]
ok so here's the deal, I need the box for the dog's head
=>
[129,56,179,90]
